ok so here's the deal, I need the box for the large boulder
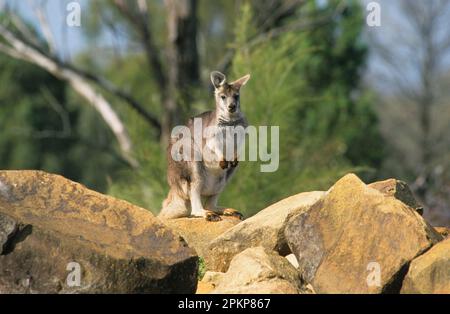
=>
[204,191,325,272]
[401,238,450,294]
[161,217,240,258]
[202,247,307,294]
[0,170,198,294]
[285,174,442,294]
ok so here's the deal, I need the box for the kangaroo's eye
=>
[221,95,226,100]
[234,94,240,100]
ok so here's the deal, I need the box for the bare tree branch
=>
[112,0,199,144]
[0,23,138,167]
[1,10,162,133]
[112,0,168,92]
[29,0,57,55]
[59,60,162,134]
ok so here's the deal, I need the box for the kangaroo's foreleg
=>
[158,189,190,219]
[190,186,221,222]
[189,182,204,216]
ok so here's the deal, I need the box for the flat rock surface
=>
[161,216,240,258]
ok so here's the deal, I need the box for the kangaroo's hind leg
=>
[205,194,243,220]
[190,184,221,222]
[158,189,190,219]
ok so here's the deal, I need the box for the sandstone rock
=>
[434,227,450,238]
[0,170,198,293]
[202,271,224,284]
[369,178,424,215]
[0,213,16,254]
[204,247,305,294]
[196,281,214,294]
[161,216,240,258]
[401,238,450,294]
[204,191,325,272]
[285,173,442,294]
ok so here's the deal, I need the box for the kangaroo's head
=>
[210,71,250,119]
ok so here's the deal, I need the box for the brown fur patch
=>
[223,208,244,220]
[205,210,222,222]
[215,84,240,97]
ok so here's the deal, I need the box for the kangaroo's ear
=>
[230,74,251,89]
[210,71,227,89]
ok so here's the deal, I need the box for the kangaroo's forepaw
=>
[205,210,222,222]
[223,208,244,220]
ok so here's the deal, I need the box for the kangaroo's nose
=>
[228,104,236,112]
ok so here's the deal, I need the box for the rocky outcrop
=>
[202,247,309,294]
[204,191,325,272]
[285,174,442,294]
[1,170,448,295]
[401,238,450,294]
[0,171,198,294]
[369,178,424,215]
[434,227,450,238]
[161,216,240,258]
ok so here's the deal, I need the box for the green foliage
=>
[0,56,123,190]
[102,55,169,214]
[198,257,206,280]
[217,1,383,215]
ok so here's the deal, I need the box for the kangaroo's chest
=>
[202,125,245,165]
[200,127,234,195]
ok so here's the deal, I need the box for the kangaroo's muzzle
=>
[228,104,237,113]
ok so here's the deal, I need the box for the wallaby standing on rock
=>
[159,71,251,221]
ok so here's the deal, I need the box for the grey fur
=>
[159,71,250,219]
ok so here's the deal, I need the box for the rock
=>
[202,271,224,284]
[204,191,325,272]
[434,227,450,238]
[401,238,450,294]
[161,216,240,258]
[196,281,215,294]
[285,173,442,294]
[369,178,424,215]
[204,247,306,294]
[0,170,198,293]
[0,213,17,254]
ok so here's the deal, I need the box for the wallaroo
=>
[159,71,252,222]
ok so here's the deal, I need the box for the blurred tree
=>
[0,55,124,190]
[217,0,383,215]
[368,0,450,226]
